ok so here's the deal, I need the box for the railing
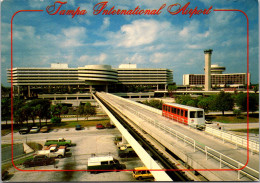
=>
[100,93,259,181]
[205,126,259,154]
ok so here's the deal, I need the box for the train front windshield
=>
[190,111,204,118]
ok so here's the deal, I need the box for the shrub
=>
[51,116,61,123]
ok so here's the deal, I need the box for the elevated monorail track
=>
[95,92,259,181]
[95,93,191,181]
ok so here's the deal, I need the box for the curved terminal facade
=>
[8,63,173,97]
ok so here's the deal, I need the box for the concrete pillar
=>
[165,84,167,91]
[89,85,92,93]
[204,49,213,91]
[105,84,108,92]
[157,84,159,91]
[17,86,20,96]
[28,86,30,97]
[122,136,127,144]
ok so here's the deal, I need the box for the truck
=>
[44,138,72,147]
[87,155,126,174]
[36,146,65,158]
[43,144,69,152]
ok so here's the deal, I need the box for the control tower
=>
[204,49,213,91]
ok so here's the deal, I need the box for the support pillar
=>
[157,84,159,91]
[122,136,127,144]
[105,84,108,92]
[17,86,20,97]
[28,86,30,98]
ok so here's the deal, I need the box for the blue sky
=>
[1,0,259,86]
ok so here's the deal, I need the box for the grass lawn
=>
[51,119,110,129]
[206,113,259,123]
[2,155,34,171]
[231,128,259,134]
[1,144,11,148]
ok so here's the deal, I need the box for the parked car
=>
[1,170,9,180]
[106,123,116,129]
[87,156,126,174]
[40,126,50,133]
[23,155,55,167]
[19,127,31,134]
[30,126,40,133]
[75,125,82,130]
[132,167,154,180]
[96,124,105,129]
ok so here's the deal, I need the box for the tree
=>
[168,85,178,97]
[253,84,258,93]
[214,91,234,115]
[233,109,241,118]
[1,98,11,125]
[20,105,31,126]
[50,103,63,118]
[79,102,96,120]
[176,95,192,105]
[235,93,259,113]
[13,98,26,125]
[143,100,163,110]
[61,106,69,115]
[186,100,196,107]
[197,97,211,113]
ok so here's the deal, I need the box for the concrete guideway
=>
[97,92,259,181]
[93,93,172,181]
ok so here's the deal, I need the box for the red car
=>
[96,124,105,129]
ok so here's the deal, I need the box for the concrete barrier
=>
[23,143,34,154]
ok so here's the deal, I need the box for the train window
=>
[190,111,196,118]
[198,111,203,118]
[180,110,183,116]
[173,108,176,114]
[176,109,179,115]
[184,111,187,117]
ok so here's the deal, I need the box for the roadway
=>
[96,92,259,181]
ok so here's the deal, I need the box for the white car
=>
[30,126,40,133]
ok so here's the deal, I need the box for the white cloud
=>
[61,27,87,47]
[79,53,107,64]
[150,52,168,63]
[125,53,146,64]
[119,19,159,47]
[13,25,36,40]
[101,17,110,30]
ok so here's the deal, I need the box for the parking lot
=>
[2,126,146,182]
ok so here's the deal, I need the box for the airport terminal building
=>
[183,64,248,88]
[8,63,173,98]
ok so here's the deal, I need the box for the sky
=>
[1,0,259,86]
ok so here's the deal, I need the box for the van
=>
[87,156,126,173]
[133,167,154,180]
